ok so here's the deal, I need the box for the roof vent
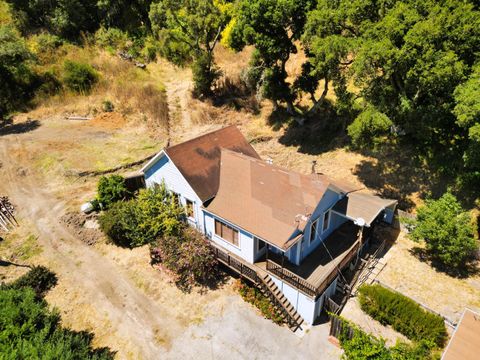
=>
[266,157,273,165]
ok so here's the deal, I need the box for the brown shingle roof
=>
[332,192,397,226]
[205,150,335,250]
[165,126,260,202]
[443,309,480,360]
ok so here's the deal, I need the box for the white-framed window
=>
[214,219,239,246]
[185,199,194,219]
[309,218,319,244]
[322,210,331,233]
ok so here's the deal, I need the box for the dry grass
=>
[377,232,480,323]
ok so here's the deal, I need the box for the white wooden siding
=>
[204,211,256,263]
[143,152,204,233]
[300,188,345,262]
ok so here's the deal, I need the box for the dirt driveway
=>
[0,121,342,359]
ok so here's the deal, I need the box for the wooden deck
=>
[257,222,362,298]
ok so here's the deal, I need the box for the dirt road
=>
[0,135,185,358]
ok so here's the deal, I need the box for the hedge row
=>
[334,316,435,360]
[358,284,447,347]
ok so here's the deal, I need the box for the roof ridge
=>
[165,125,238,154]
[221,148,331,185]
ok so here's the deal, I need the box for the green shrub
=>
[102,100,114,112]
[97,175,130,209]
[347,107,393,149]
[407,192,478,271]
[63,60,99,93]
[0,286,114,358]
[98,200,141,248]
[235,280,284,325]
[192,53,221,97]
[95,27,129,50]
[9,266,58,298]
[151,227,218,291]
[358,284,447,347]
[99,184,183,248]
[335,316,435,360]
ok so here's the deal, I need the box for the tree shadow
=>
[0,119,41,136]
[267,102,349,154]
[352,144,448,211]
[212,77,260,114]
[409,246,480,278]
[0,259,32,268]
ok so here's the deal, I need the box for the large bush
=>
[63,60,99,93]
[97,175,130,209]
[151,227,217,291]
[0,287,114,358]
[347,107,393,149]
[99,184,183,248]
[358,284,447,347]
[408,192,478,270]
[98,200,141,248]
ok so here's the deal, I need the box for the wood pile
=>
[0,196,17,233]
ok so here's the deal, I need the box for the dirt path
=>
[0,136,183,358]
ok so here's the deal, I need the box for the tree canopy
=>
[408,192,478,272]
[149,0,231,96]
[0,25,35,119]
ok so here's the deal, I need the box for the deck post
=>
[281,252,285,278]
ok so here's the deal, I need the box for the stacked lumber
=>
[0,196,17,233]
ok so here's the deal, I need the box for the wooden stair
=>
[211,244,305,332]
[258,274,305,332]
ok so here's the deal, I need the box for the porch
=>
[256,222,364,298]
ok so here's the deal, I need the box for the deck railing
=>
[211,245,260,283]
[266,261,317,297]
[266,241,361,298]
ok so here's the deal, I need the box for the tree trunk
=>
[307,78,329,116]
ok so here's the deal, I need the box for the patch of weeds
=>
[36,154,58,172]
[16,234,43,261]
[235,280,284,325]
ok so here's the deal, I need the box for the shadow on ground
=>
[0,119,41,136]
[409,246,479,279]
[0,259,32,268]
[352,144,449,211]
[267,104,349,155]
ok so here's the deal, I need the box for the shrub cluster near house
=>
[97,179,218,290]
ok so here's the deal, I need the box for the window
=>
[309,219,318,244]
[214,219,239,246]
[185,199,194,218]
[323,210,330,232]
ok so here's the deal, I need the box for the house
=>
[141,126,397,330]
[442,308,480,360]
[141,126,260,232]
